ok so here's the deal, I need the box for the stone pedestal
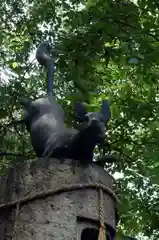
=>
[0,158,117,240]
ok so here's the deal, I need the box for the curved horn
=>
[36,41,52,67]
[36,41,54,97]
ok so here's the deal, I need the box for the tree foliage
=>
[0,0,159,239]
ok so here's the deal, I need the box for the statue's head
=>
[75,100,111,144]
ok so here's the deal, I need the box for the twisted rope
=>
[98,188,106,240]
[0,183,118,239]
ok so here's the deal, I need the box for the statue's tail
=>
[36,41,54,97]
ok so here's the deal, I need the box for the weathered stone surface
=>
[0,158,117,240]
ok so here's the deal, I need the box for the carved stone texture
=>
[0,158,117,240]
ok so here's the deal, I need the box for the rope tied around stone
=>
[0,183,119,239]
[98,187,107,240]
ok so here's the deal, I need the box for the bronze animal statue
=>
[20,41,111,163]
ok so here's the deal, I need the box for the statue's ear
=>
[100,100,111,122]
[19,97,32,109]
[75,102,87,122]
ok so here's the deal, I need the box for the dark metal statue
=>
[19,41,111,163]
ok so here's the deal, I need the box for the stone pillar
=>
[0,158,117,240]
